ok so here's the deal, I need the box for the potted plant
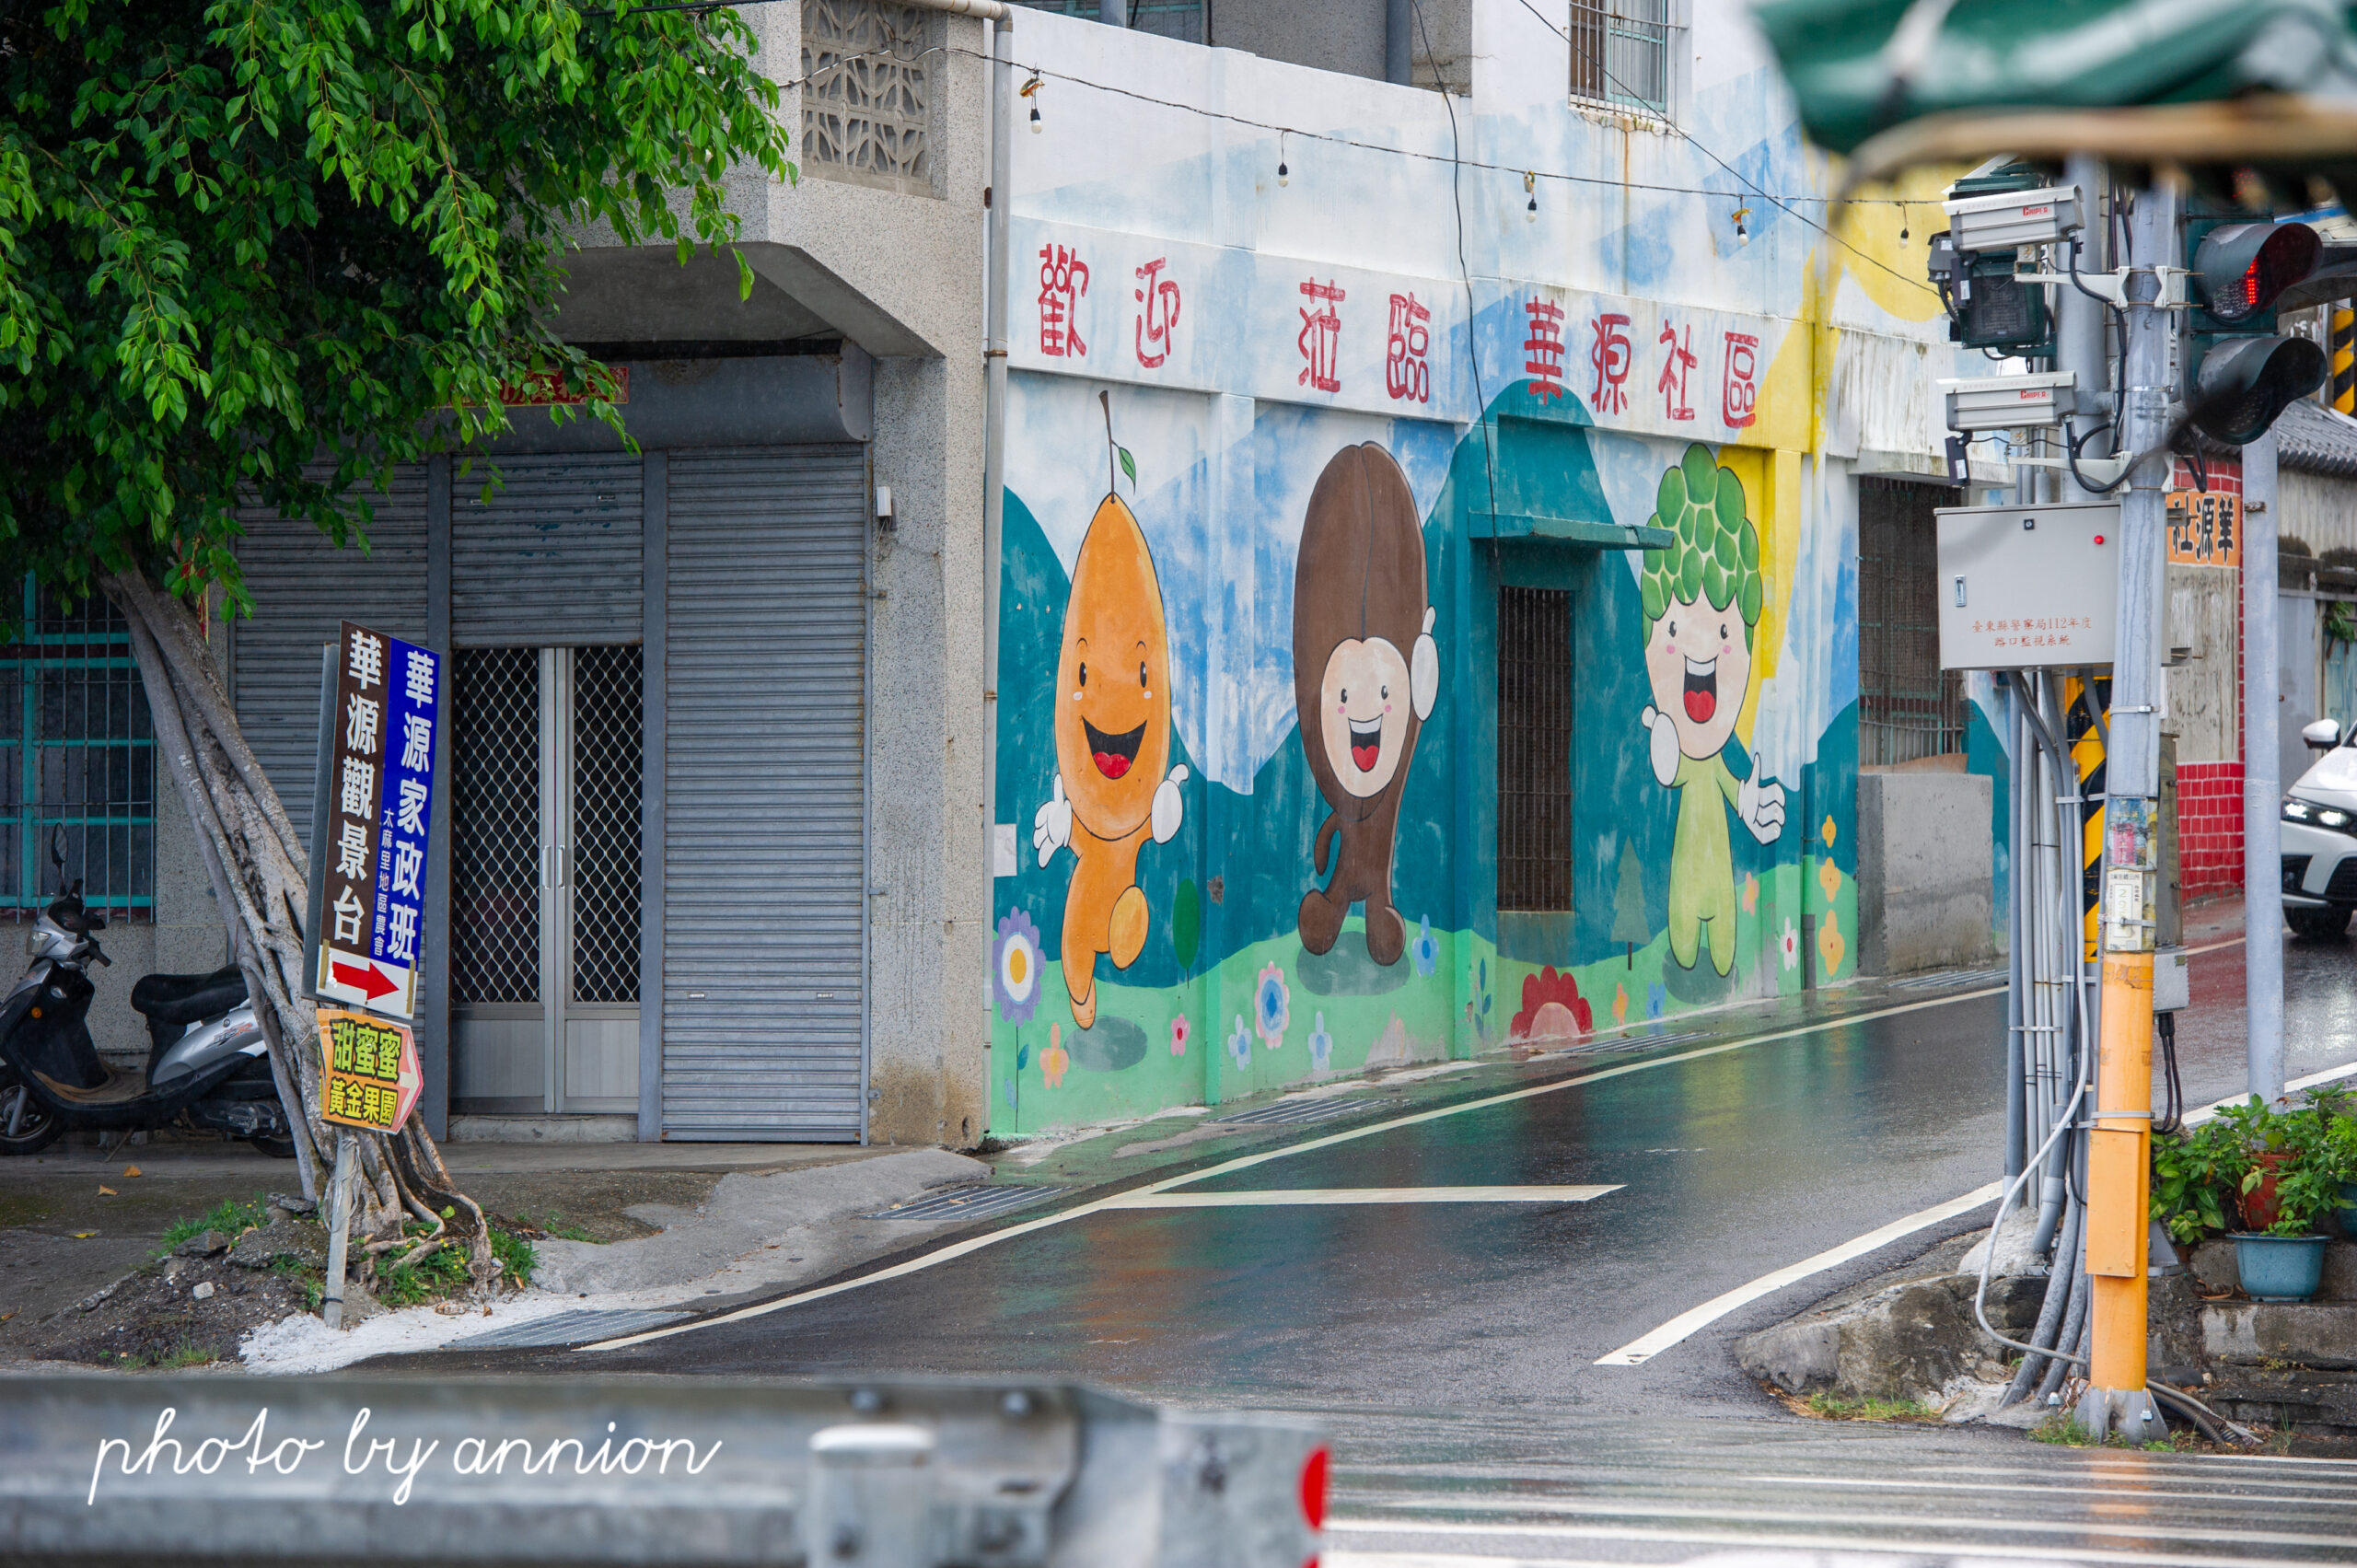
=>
[2227,1097,2340,1302]
[2152,1094,2345,1301]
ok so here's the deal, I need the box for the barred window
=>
[0,580,157,913]
[1858,477,1967,767]
[1497,586,1574,913]
[1569,0,1673,117]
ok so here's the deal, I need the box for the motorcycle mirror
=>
[48,825,65,880]
[69,878,82,897]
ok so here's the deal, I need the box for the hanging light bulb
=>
[1733,206,1751,245]
[1898,205,1910,247]
[1277,133,1289,187]
[1023,76,1042,134]
[1525,171,1538,223]
[1029,101,1042,134]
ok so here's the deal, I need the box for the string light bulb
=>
[1525,170,1538,222]
[1277,133,1288,187]
[1898,205,1910,247]
[1732,206,1751,245]
[1022,75,1042,134]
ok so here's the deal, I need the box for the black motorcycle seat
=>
[131,965,249,1026]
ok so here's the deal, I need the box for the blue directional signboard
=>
[306,621,438,1019]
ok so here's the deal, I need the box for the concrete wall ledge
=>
[1857,769,1995,976]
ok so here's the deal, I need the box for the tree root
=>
[105,567,491,1282]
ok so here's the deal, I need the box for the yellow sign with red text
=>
[317,1008,422,1132]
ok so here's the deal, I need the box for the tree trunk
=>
[103,569,490,1281]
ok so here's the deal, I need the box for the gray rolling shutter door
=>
[233,473,430,854]
[663,447,867,1141]
[452,454,643,645]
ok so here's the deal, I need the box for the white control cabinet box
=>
[1934,501,2120,670]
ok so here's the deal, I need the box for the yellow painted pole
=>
[2332,306,2355,415]
[2084,953,2154,1397]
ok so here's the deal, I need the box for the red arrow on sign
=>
[331,959,400,1002]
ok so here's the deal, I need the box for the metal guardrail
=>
[0,1375,1323,1566]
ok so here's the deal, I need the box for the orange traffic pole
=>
[2083,953,2156,1422]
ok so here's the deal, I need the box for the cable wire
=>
[1410,0,1497,517]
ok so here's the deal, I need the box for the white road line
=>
[1327,1516,2330,1568]
[1590,1051,2357,1370]
[1592,1181,2005,1365]
[1100,1185,1622,1209]
[579,984,2013,1353]
[1363,1497,2357,1551]
[1742,1471,2357,1506]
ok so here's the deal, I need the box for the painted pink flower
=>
[1170,1016,1190,1056]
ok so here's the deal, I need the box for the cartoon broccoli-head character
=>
[1636,445,1783,978]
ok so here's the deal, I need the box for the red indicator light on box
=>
[2093,534,2106,545]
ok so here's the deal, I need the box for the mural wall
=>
[988,1,1954,1129]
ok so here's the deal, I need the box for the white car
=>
[2282,717,2357,938]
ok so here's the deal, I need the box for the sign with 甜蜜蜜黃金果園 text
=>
[316,1009,422,1132]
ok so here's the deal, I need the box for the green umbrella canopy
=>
[1751,0,2357,155]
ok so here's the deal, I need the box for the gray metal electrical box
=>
[1935,501,2120,670]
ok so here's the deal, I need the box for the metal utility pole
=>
[2078,182,2175,1442]
[2244,429,2286,1105]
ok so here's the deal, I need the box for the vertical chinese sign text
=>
[307,621,439,1021]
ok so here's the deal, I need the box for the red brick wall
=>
[2177,761,2244,896]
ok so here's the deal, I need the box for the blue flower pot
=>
[2233,1233,2328,1302]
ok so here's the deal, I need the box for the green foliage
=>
[374,1220,536,1306]
[2152,1089,2357,1243]
[1639,444,1763,643]
[0,0,794,612]
[1804,1390,1937,1422]
[156,1191,269,1254]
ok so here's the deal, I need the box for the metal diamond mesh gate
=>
[570,645,641,1007]
[1498,586,1573,912]
[451,647,540,1007]
[449,644,642,1110]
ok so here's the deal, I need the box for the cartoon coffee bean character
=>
[1293,444,1438,966]
[1638,444,1783,978]
[1032,492,1188,1029]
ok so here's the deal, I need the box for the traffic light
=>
[2184,217,2327,445]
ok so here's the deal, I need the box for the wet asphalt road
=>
[456,927,2357,1562]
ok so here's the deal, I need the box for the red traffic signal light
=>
[2193,222,2321,324]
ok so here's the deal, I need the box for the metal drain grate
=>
[1889,968,2010,991]
[867,1184,1067,1223]
[448,1308,691,1350]
[1213,1097,1366,1127]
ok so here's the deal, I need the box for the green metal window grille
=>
[1858,478,1968,767]
[0,578,157,912]
[1007,0,1203,43]
[1570,0,1670,115]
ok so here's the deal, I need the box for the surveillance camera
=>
[1943,184,2084,255]
[1938,371,2079,433]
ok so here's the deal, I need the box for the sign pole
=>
[2077,183,2174,1442]
[321,1134,355,1330]
[2243,431,2286,1105]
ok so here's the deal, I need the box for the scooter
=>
[0,838,292,1157]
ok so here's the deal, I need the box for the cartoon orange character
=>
[1031,492,1189,1029]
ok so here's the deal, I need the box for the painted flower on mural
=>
[1042,1025,1068,1088]
[1509,966,1593,1046]
[1411,917,1439,978]
[1254,962,1291,1050]
[1817,859,1842,906]
[1226,1015,1252,1070]
[993,911,1043,1025]
[1818,914,1846,976]
[1742,873,1758,915]
[1779,919,1800,970]
[1612,982,1629,1025]
[1647,982,1666,1020]
[1308,1012,1333,1074]
[1821,815,1838,850]
[1170,1016,1190,1056]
